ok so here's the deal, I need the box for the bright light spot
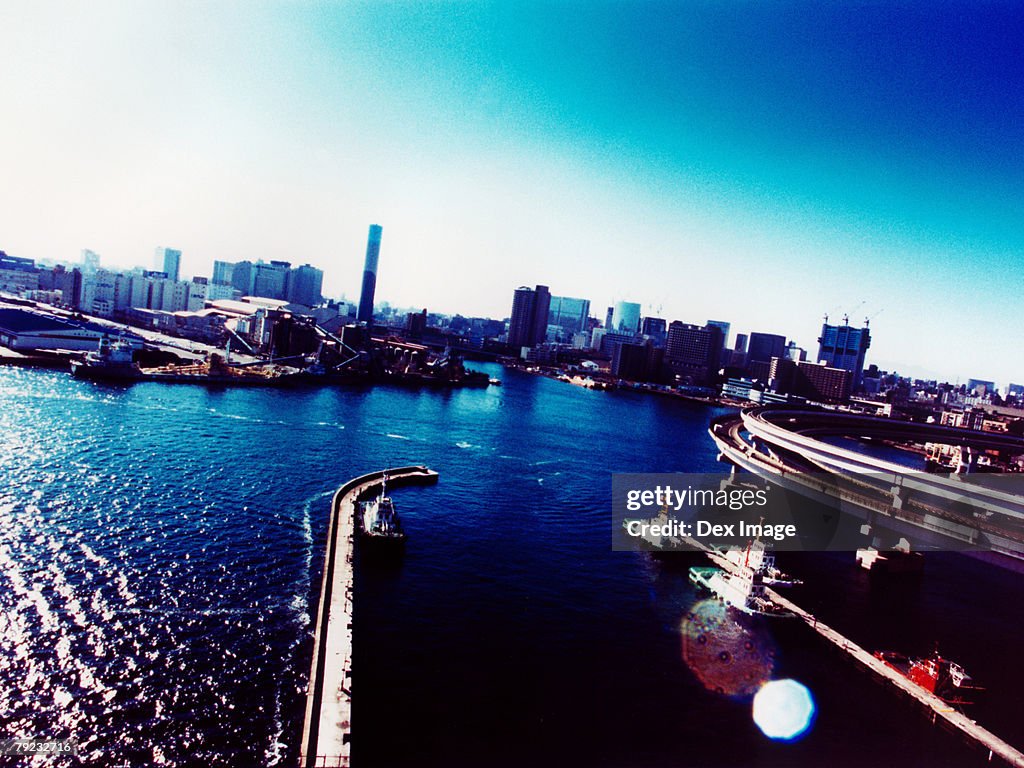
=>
[752,679,815,741]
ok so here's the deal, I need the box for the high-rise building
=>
[734,333,749,354]
[771,357,852,402]
[155,247,182,283]
[664,322,724,385]
[286,264,323,306]
[604,306,614,330]
[510,286,552,349]
[706,320,730,349]
[748,333,787,364]
[548,296,591,339]
[81,249,100,276]
[230,261,255,295]
[612,340,663,382]
[358,224,383,323]
[507,285,551,350]
[212,260,235,286]
[817,320,871,389]
[613,301,641,334]
[252,261,290,300]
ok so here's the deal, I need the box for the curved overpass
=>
[709,407,1024,559]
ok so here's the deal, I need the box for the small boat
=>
[874,647,982,705]
[357,473,406,547]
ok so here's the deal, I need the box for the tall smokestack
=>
[358,224,382,323]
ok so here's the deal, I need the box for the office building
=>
[748,332,787,364]
[771,357,852,403]
[734,333,748,354]
[706,320,730,349]
[253,261,290,300]
[358,224,383,323]
[664,322,724,385]
[612,340,662,382]
[613,301,641,334]
[155,247,182,283]
[212,260,235,285]
[817,320,871,388]
[548,296,591,339]
[286,264,324,306]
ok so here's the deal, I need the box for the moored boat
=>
[357,473,406,548]
[874,648,982,705]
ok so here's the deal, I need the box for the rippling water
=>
[0,365,1019,767]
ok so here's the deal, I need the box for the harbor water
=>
[0,364,1020,766]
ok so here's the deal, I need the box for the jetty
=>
[702,543,1024,767]
[299,465,439,768]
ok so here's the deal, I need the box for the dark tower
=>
[358,224,382,323]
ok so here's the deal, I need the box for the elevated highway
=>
[709,407,1024,560]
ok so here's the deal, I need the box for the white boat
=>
[358,473,405,546]
[717,539,803,587]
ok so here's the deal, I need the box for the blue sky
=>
[1,2,1021,384]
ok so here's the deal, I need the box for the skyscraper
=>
[358,225,382,323]
[747,332,787,364]
[664,322,724,385]
[613,301,641,334]
[155,247,181,283]
[706,320,730,349]
[548,296,591,339]
[507,285,551,349]
[286,264,324,307]
[816,319,871,389]
[212,260,234,286]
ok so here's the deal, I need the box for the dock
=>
[299,465,439,768]
[703,544,1024,767]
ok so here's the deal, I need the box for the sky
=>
[1,1,1022,384]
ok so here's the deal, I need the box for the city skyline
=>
[2,3,1021,384]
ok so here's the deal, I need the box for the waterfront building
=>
[611,340,663,382]
[664,322,724,385]
[770,357,852,402]
[507,284,551,351]
[0,252,39,294]
[548,296,591,340]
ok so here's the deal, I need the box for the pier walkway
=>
[704,545,1024,767]
[299,465,438,768]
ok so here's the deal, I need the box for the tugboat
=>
[70,337,141,381]
[874,647,983,705]
[357,473,406,548]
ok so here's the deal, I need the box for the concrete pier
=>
[299,465,439,768]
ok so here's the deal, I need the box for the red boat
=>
[874,648,983,705]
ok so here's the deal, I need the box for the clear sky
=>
[2,2,1021,384]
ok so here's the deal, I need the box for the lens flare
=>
[752,679,815,741]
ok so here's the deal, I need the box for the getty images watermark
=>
[611,472,1024,555]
